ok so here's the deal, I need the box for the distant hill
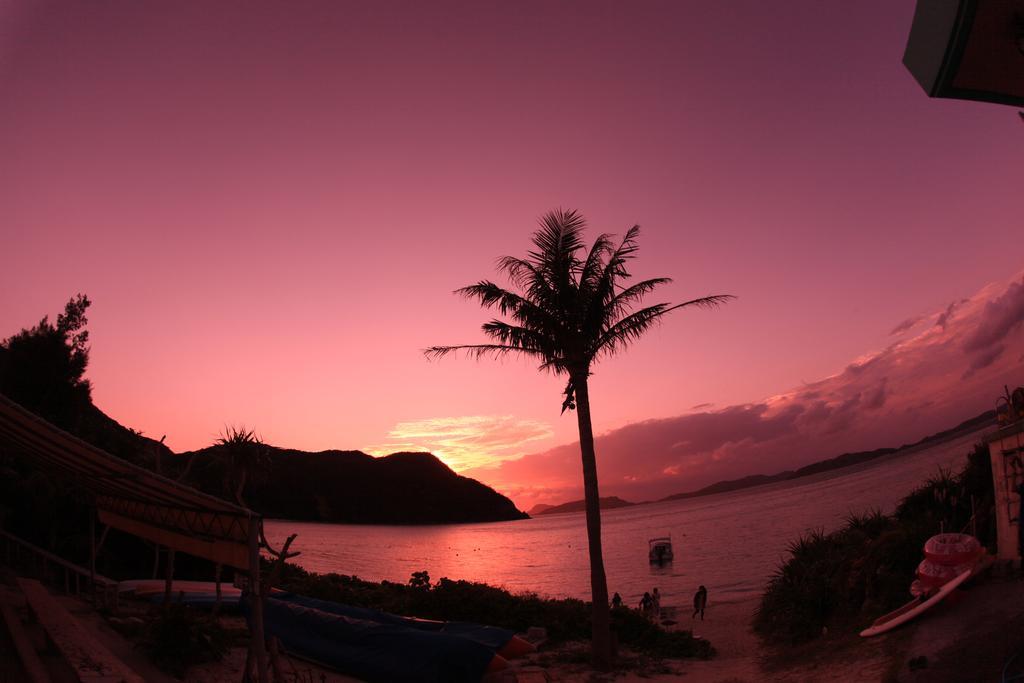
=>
[0,345,527,525]
[660,472,796,501]
[534,496,636,515]
[0,305,532,527]
[660,409,997,502]
[531,409,997,514]
[178,445,528,524]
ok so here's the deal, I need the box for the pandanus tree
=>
[214,426,270,508]
[425,209,733,667]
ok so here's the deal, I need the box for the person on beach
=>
[692,585,707,620]
[639,591,654,617]
[652,587,661,613]
[611,592,623,609]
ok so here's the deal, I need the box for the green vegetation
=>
[0,294,92,430]
[425,209,732,667]
[275,564,714,661]
[754,442,995,646]
[211,426,270,507]
[0,295,160,564]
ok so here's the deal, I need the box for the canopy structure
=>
[0,393,257,570]
[0,393,274,680]
[903,0,1024,108]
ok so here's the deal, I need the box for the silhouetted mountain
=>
[176,445,529,524]
[0,348,526,525]
[659,472,795,501]
[534,496,636,515]
[660,409,997,502]
[531,409,998,513]
[1,301,527,527]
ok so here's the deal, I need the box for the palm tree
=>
[425,209,733,667]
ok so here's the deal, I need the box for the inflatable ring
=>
[916,558,974,589]
[909,579,927,598]
[923,533,982,566]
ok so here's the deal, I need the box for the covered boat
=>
[272,593,530,656]
[242,595,513,682]
[649,536,673,564]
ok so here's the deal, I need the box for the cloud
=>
[472,272,1024,510]
[365,415,553,471]
[890,315,924,336]
[962,277,1024,357]
[935,300,964,330]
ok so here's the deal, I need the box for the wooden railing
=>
[0,528,118,611]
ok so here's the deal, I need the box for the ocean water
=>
[264,429,986,611]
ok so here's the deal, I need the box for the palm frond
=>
[496,256,539,291]
[493,259,563,320]
[578,233,615,294]
[662,294,736,313]
[480,320,557,357]
[528,209,586,302]
[580,225,643,336]
[603,277,673,324]
[592,294,735,359]
[603,225,641,279]
[530,208,587,264]
[456,281,559,328]
[423,343,551,363]
[591,303,672,358]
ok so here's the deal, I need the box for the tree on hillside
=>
[0,294,92,429]
[214,426,270,507]
[426,209,733,667]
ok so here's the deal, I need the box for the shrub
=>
[140,604,228,678]
[754,441,995,647]
[277,566,713,659]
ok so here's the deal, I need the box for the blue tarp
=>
[273,592,515,652]
[244,596,498,683]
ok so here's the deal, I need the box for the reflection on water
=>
[265,429,985,610]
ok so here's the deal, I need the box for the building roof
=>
[0,393,256,569]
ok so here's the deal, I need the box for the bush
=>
[754,441,995,647]
[276,564,713,659]
[140,604,228,678]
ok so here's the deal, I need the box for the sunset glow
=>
[2,1,1022,512]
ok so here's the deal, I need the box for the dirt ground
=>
[501,572,1024,682]
[497,598,897,683]
[8,572,1024,682]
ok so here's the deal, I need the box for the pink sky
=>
[2,2,1022,510]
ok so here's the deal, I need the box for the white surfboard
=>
[859,568,970,637]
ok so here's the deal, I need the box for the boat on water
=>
[649,536,673,564]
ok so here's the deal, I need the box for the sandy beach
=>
[6,568,1022,683]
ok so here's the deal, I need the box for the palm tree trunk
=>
[572,372,612,668]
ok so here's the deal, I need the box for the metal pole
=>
[248,518,269,683]
[213,563,223,617]
[163,548,176,606]
[89,512,96,605]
